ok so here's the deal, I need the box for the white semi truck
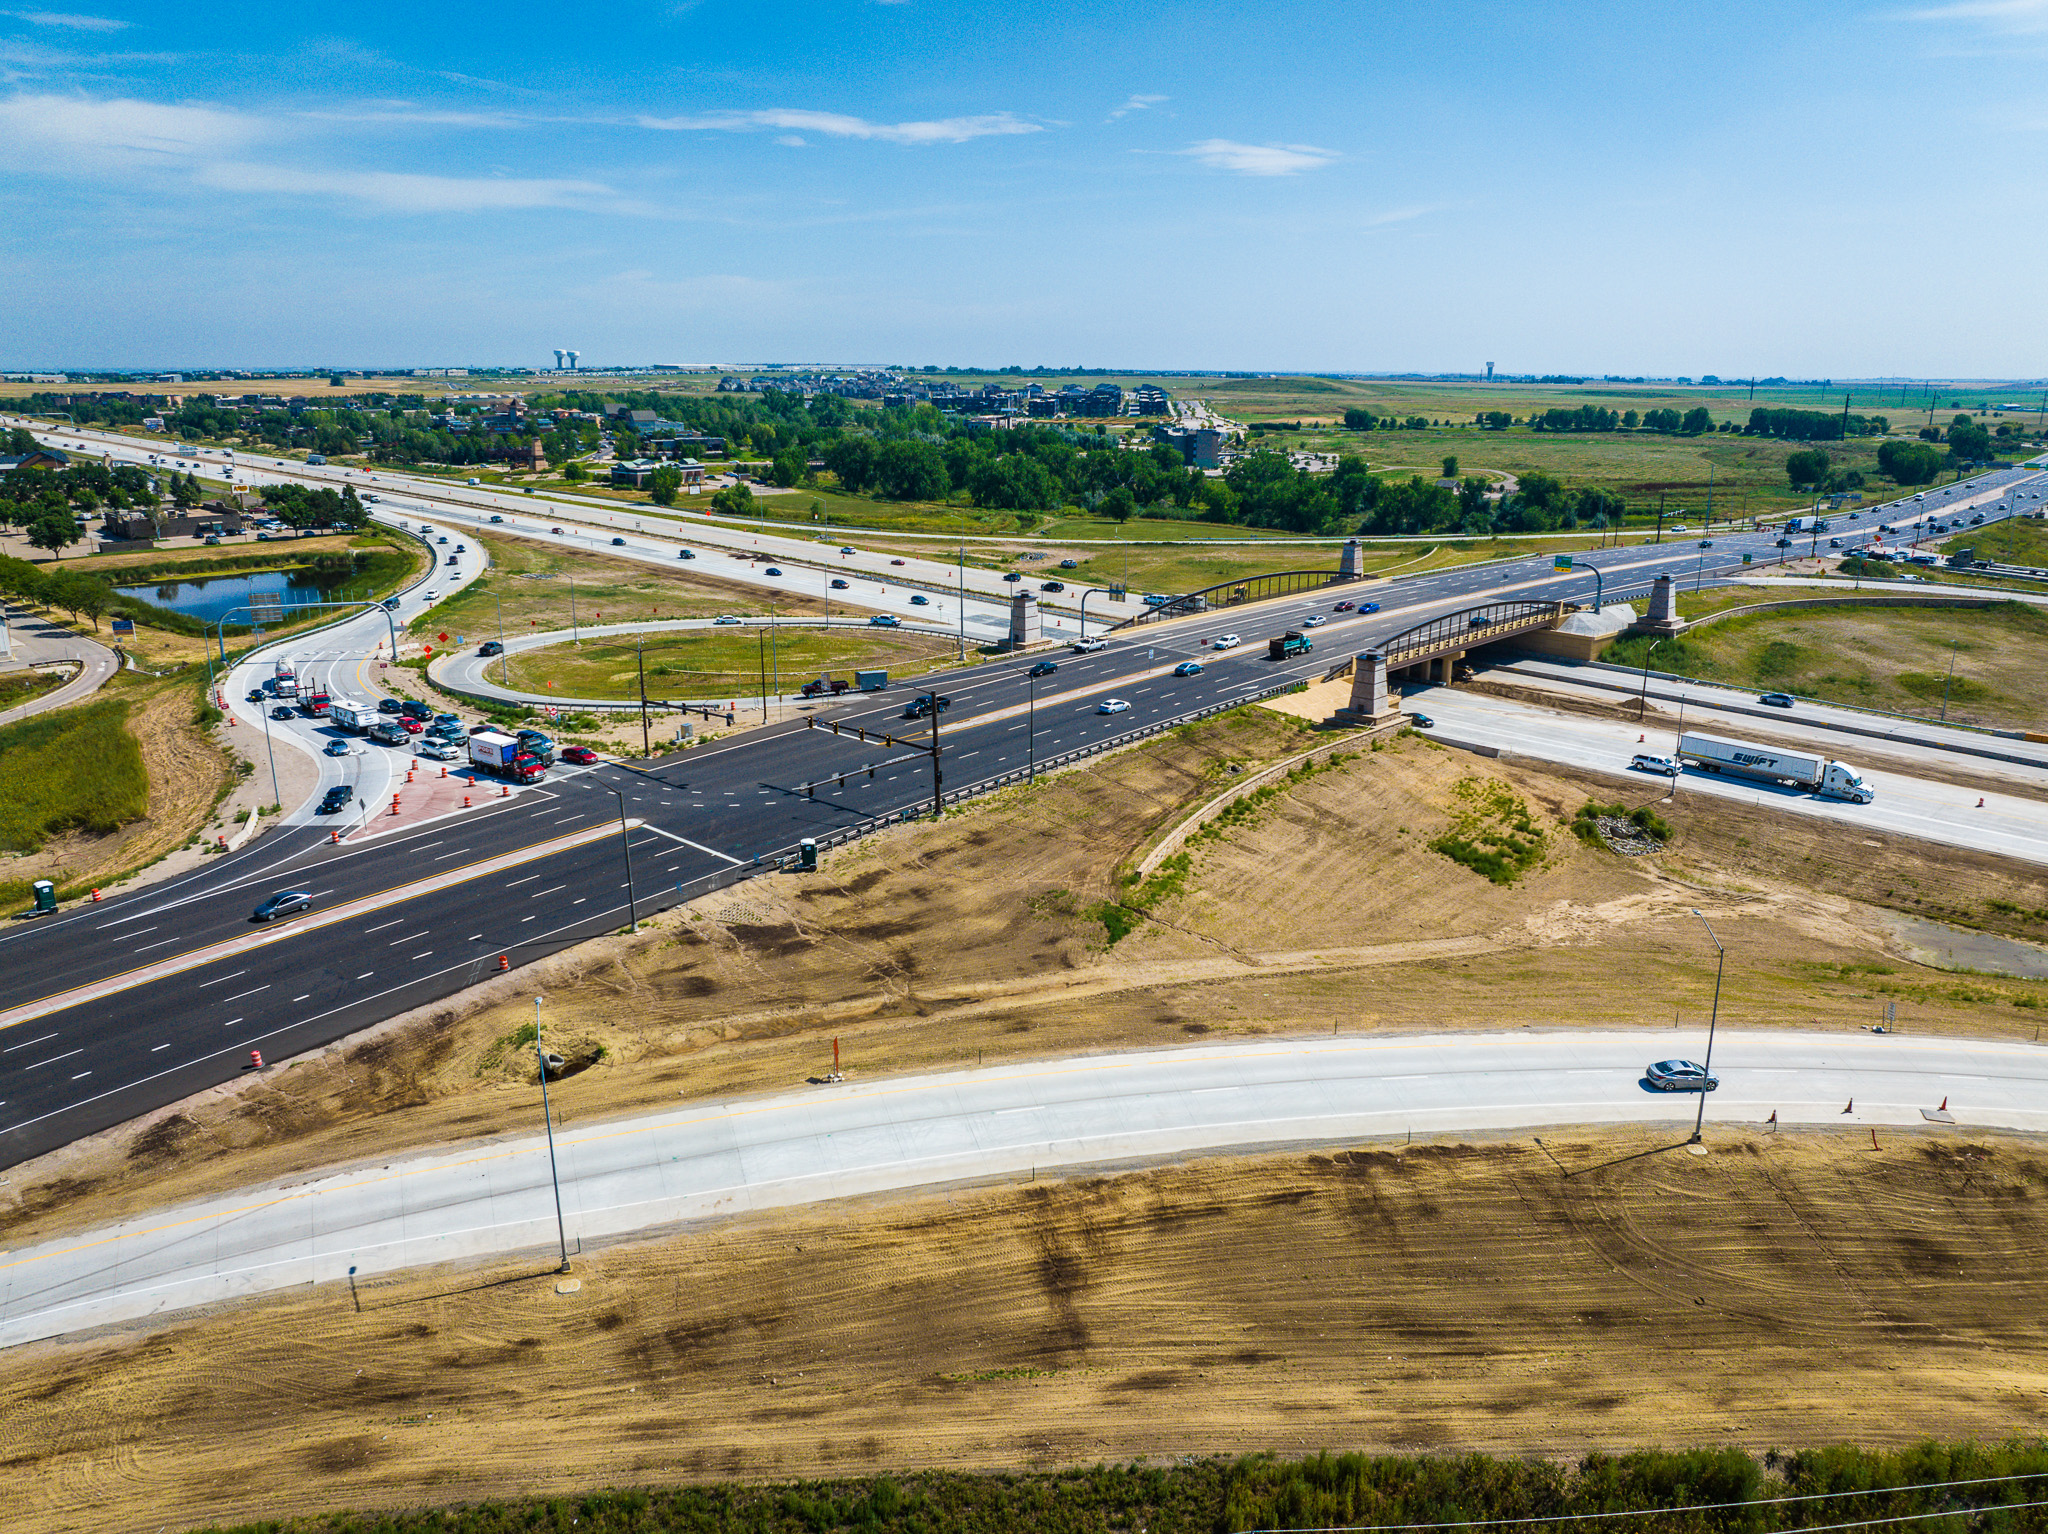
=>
[1677,732,1873,803]
[271,659,298,699]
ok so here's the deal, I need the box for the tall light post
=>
[533,995,570,1272]
[1027,670,1038,782]
[1939,641,1960,722]
[1688,909,1726,1145]
[495,591,508,687]
[1636,637,1665,723]
[602,782,639,932]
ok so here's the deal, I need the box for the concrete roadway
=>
[0,604,120,727]
[1411,687,2048,864]
[3,1026,2040,1349]
[0,444,2041,1169]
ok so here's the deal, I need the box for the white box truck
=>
[1677,731,1873,803]
[470,729,545,783]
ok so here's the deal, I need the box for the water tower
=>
[552,349,566,370]
[565,350,579,371]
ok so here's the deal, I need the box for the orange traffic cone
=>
[500,784,509,797]
[1638,733,1645,743]
[463,794,471,807]
[330,830,339,844]
[1938,1096,1949,1112]
[249,1049,263,1069]
[498,954,509,971]
[1977,798,1985,808]
[90,887,101,902]
[440,765,448,778]
[1842,1098,1854,1114]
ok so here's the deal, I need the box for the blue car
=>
[1173,660,1203,676]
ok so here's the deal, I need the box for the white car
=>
[1301,614,1327,628]
[713,615,743,625]
[1630,752,1680,775]
[422,589,439,600]
[1098,698,1131,714]
[1212,633,1243,650]
[417,740,461,761]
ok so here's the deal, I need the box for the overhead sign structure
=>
[248,594,285,625]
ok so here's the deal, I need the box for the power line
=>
[1234,1472,2048,1534]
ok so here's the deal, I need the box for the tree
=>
[768,448,805,489]
[1785,449,1831,490]
[6,427,37,454]
[825,437,877,495]
[563,461,587,482]
[647,466,683,506]
[25,504,75,559]
[710,482,753,517]
[47,568,109,630]
[1343,409,1376,430]
[1441,455,1459,480]
[1947,421,1992,463]
[1680,407,1713,435]
[172,472,203,509]
[1877,440,1943,485]
[874,440,949,501]
[1099,486,1137,523]
[338,484,367,527]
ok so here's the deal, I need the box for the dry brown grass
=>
[4,1129,2047,1534]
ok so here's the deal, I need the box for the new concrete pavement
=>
[3,1027,2039,1349]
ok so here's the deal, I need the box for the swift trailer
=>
[1677,732,1874,803]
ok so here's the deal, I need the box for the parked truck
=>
[513,729,556,766]
[470,730,547,783]
[271,660,298,699]
[1676,731,1873,803]
[328,698,369,732]
[1268,630,1313,660]
[304,689,331,717]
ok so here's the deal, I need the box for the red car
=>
[1333,600,1356,611]
[560,745,598,765]
[399,716,425,733]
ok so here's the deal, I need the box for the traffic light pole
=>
[927,689,944,818]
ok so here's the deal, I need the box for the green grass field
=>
[503,626,958,700]
[1605,599,2048,728]
[0,698,148,856]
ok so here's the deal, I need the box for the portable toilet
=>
[797,839,818,872]
[32,879,57,914]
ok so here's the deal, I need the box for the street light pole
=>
[1939,641,1959,722]
[604,783,638,931]
[534,995,570,1272]
[635,635,651,757]
[1027,672,1037,782]
[1637,637,1665,723]
[1689,909,1726,1145]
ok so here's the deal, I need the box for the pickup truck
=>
[1071,636,1108,653]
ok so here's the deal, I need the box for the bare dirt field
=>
[3,1128,2045,1534]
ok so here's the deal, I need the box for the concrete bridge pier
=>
[1336,650,1402,725]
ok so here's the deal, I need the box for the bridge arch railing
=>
[1103,567,1354,632]
[1378,600,1575,668]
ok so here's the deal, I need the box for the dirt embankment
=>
[11,711,2048,1251]
[4,1131,2045,1534]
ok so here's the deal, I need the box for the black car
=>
[1003,572,1023,582]
[1775,537,1793,548]
[270,705,295,720]
[612,537,627,545]
[1040,580,1066,593]
[245,688,266,703]
[252,890,312,921]
[901,695,952,719]
[831,578,850,589]
[400,700,432,720]
[378,698,402,714]
[317,784,354,813]
[479,640,504,656]
[1028,660,1058,677]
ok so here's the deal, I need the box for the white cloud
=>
[0,92,259,166]
[1907,0,2048,29]
[774,134,805,147]
[196,162,640,214]
[0,90,654,215]
[637,107,1041,145]
[2,9,128,29]
[1108,93,1167,121]
[296,105,528,129]
[1178,138,1338,176]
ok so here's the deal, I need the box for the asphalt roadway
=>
[4,1026,2041,1349]
[0,444,2042,1170]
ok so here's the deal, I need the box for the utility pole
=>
[635,635,650,756]
[1655,492,1666,544]
[1027,672,1038,781]
[957,534,966,664]
[757,627,768,724]
[1940,641,1959,722]
[568,575,579,645]
[496,591,508,686]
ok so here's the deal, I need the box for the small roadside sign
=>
[1552,554,1573,571]
[110,617,135,636]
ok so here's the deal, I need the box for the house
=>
[610,458,661,487]
[1134,385,1171,416]
[0,448,70,474]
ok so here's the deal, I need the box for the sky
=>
[2,0,2044,376]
